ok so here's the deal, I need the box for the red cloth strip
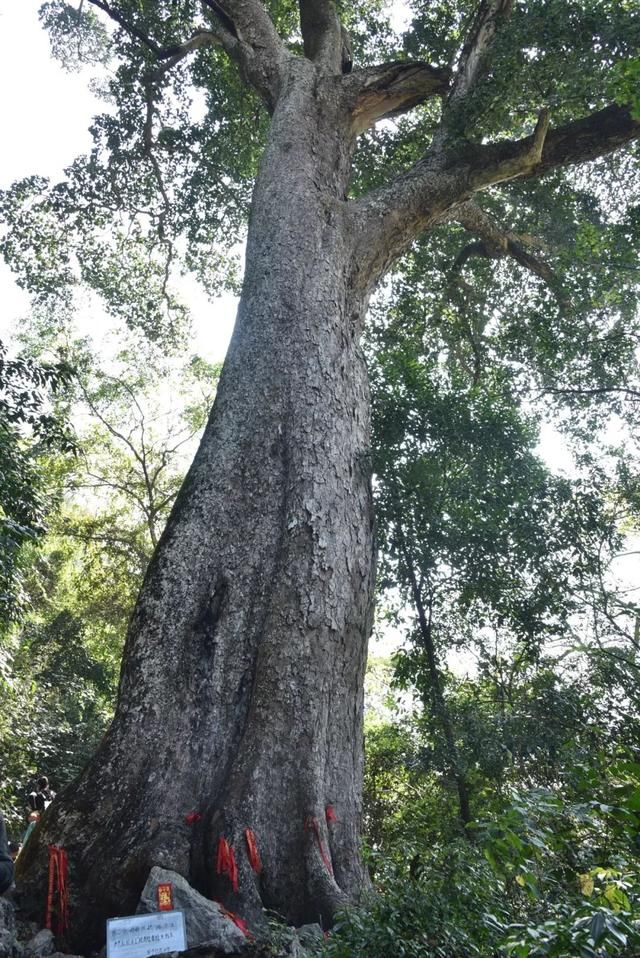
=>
[216,836,239,893]
[244,828,262,874]
[304,816,333,875]
[46,846,69,937]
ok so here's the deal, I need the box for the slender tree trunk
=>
[399,537,473,831]
[18,60,375,945]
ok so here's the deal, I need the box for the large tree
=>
[7,0,640,946]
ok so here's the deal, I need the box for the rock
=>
[0,900,16,936]
[294,925,323,947]
[137,868,247,955]
[24,930,55,958]
[0,896,22,958]
[265,923,324,958]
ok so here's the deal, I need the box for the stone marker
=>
[137,869,246,955]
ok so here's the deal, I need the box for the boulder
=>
[137,869,247,955]
[23,930,55,958]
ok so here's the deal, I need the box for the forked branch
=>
[351,103,639,288]
[470,109,550,188]
[88,0,285,108]
[451,200,564,296]
[197,0,287,106]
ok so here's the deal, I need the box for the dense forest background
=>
[1,1,640,955]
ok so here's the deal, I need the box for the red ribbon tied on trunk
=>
[244,828,262,874]
[217,904,252,938]
[184,811,202,825]
[46,845,69,937]
[304,816,333,875]
[216,836,239,893]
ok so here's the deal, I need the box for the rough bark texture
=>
[18,59,373,946]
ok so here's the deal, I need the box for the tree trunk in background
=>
[17,60,375,947]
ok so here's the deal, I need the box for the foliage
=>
[313,842,508,958]
[0,341,74,625]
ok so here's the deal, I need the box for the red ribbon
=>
[304,817,333,875]
[46,845,69,937]
[244,828,262,874]
[184,811,202,825]
[216,903,252,939]
[325,805,338,824]
[216,837,239,893]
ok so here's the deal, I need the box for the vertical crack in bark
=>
[195,575,229,642]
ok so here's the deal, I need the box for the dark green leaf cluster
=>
[0,341,74,624]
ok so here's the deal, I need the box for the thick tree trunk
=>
[18,60,375,947]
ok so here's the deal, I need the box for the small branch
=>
[451,199,565,297]
[470,108,551,189]
[451,0,513,103]
[349,61,451,134]
[539,386,640,401]
[142,84,177,304]
[435,0,513,147]
[87,0,164,56]
[152,30,220,80]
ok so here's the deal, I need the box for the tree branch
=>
[87,0,164,56]
[350,104,639,289]
[152,30,221,79]
[348,62,451,134]
[200,0,286,108]
[88,0,285,109]
[451,200,564,295]
[450,0,513,104]
[538,386,640,401]
[434,0,513,148]
[470,104,640,190]
[299,0,347,74]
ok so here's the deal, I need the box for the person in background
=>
[27,775,56,815]
[35,776,55,811]
[0,811,14,894]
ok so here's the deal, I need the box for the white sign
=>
[107,910,187,958]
